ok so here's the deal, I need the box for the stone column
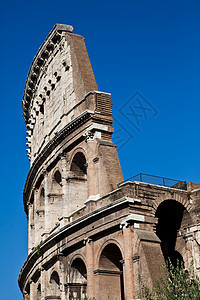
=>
[123,225,135,300]
[86,238,95,299]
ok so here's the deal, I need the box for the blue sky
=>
[1,0,200,299]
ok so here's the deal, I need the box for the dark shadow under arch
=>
[98,243,124,300]
[48,271,60,297]
[70,152,87,176]
[156,200,188,268]
[68,257,87,300]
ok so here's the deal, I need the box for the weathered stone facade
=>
[19,24,200,299]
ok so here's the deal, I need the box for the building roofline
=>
[22,24,73,124]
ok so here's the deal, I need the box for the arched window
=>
[54,170,62,185]
[49,271,60,296]
[70,152,87,176]
[51,170,62,194]
[68,258,87,300]
[40,103,44,115]
[68,152,88,213]
[40,187,45,206]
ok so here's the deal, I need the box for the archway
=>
[68,257,87,300]
[156,200,188,268]
[52,170,62,194]
[70,152,87,176]
[97,243,124,300]
[68,152,88,213]
[47,271,60,299]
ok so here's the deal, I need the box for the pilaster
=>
[122,225,136,299]
[60,153,70,218]
[44,169,50,234]
[85,238,95,299]
[59,253,67,300]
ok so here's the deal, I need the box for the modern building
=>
[19,24,200,300]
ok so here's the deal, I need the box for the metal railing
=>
[124,173,187,190]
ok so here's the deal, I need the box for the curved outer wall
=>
[19,24,200,300]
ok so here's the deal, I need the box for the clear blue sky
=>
[1,0,200,299]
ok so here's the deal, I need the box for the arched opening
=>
[70,152,87,176]
[48,271,60,298]
[68,258,87,300]
[48,169,63,229]
[68,152,88,214]
[36,186,45,238]
[97,243,124,300]
[156,200,188,268]
[51,170,62,194]
[40,187,45,206]
[54,170,62,185]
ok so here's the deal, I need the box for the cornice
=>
[23,110,92,215]
[22,24,73,125]
[18,196,134,292]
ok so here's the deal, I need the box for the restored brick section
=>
[67,32,98,102]
[187,182,200,191]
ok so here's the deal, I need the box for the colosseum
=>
[19,24,200,300]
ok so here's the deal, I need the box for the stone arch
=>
[69,147,88,166]
[48,168,63,230]
[97,242,125,300]
[68,257,87,300]
[51,169,62,194]
[155,199,191,268]
[48,271,60,298]
[70,253,87,269]
[68,150,88,214]
[96,239,124,268]
[152,192,192,214]
[70,151,87,176]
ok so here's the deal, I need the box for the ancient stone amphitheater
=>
[19,24,200,300]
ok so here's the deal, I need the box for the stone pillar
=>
[61,153,69,217]
[86,238,95,299]
[28,202,34,253]
[41,267,46,300]
[59,254,67,300]
[24,291,30,300]
[33,188,39,245]
[29,280,35,300]
[86,136,97,198]
[44,170,50,234]
[123,226,135,300]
